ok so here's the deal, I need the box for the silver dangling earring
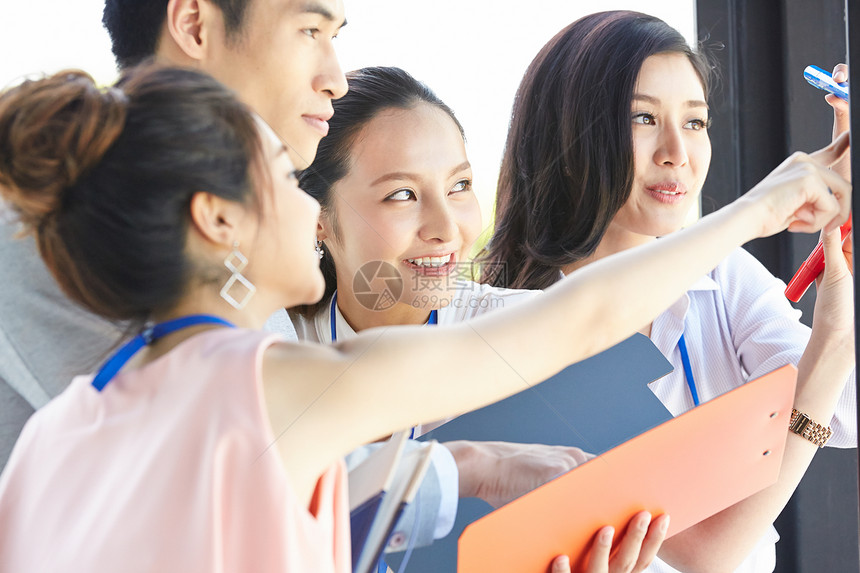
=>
[315,239,325,260]
[220,241,256,309]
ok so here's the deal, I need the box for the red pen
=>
[784,218,853,302]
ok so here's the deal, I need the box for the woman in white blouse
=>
[481,11,856,573]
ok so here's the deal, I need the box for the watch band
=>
[788,408,832,448]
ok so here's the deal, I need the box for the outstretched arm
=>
[266,135,851,505]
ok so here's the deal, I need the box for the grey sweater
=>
[0,211,123,469]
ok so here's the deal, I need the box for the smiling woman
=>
[318,102,482,326]
[292,66,493,331]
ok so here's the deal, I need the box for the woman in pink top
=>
[0,64,850,573]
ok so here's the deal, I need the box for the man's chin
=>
[284,141,318,171]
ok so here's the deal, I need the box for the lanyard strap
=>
[329,291,437,343]
[678,333,700,407]
[91,314,235,391]
[330,292,339,342]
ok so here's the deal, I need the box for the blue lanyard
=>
[328,291,437,343]
[678,333,699,406]
[91,314,235,391]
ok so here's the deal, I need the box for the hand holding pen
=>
[786,64,852,302]
[785,218,852,302]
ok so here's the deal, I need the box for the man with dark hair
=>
[101,0,177,69]
[102,0,348,169]
[103,0,251,69]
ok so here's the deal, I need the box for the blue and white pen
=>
[803,65,849,101]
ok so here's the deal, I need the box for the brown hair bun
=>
[0,70,127,232]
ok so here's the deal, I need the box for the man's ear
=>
[189,191,248,247]
[164,0,216,62]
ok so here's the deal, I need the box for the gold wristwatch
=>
[788,408,832,448]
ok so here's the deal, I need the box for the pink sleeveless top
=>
[0,328,350,573]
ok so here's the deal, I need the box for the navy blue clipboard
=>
[386,333,673,571]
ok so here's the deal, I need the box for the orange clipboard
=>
[458,364,797,573]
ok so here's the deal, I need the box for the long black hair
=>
[481,11,712,289]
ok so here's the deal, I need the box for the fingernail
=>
[660,515,671,533]
[557,555,569,567]
[637,511,652,531]
[600,526,615,546]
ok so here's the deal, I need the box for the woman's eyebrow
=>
[448,161,472,177]
[370,171,420,186]
[368,161,472,187]
[633,93,709,109]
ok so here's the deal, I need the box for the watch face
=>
[789,411,810,434]
[789,409,831,447]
